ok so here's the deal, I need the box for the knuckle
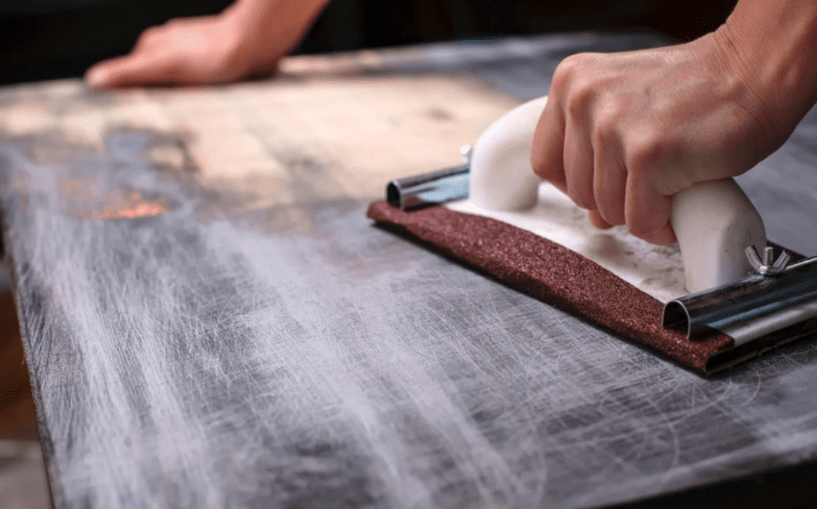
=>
[552,54,605,120]
[551,58,577,91]
[565,79,594,116]
[165,18,185,30]
[552,53,591,92]
[137,28,157,44]
[592,111,618,144]
[553,52,593,76]
[626,133,665,174]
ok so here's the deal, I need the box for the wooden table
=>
[3,33,817,508]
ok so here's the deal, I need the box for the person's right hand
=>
[530,34,780,245]
[85,0,330,89]
[531,0,817,245]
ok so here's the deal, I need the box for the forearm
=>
[229,0,333,41]
[716,0,817,137]
[201,0,333,77]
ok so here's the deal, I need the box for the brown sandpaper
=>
[367,200,735,374]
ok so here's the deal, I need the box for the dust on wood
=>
[3,34,817,509]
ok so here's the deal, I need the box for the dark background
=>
[0,0,737,85]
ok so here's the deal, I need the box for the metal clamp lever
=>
[745,246,790,276]
[386,145,473,210]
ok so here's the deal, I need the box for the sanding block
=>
[370,97,817,374]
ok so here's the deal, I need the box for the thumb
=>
[85,52,179,89]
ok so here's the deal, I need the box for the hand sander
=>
[367,97,817,374]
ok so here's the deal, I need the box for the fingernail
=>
[86,68,108,88]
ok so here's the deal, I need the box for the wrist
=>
[230,0,329,36]
[224,0,331,73]
[715,1,817,139]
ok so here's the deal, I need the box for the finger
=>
[86,51,181,89]
[563,114,596,210]
[531,96,567,194]
[588,210,614,229]
[133,26,165,52]
[85,59,119,89]
[592,132,626,225]
[624,173,676,245]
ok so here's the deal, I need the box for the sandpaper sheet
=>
[367,200,737,373]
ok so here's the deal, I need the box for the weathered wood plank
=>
[2,33,817,509]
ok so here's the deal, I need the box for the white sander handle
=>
[469,96,766,294]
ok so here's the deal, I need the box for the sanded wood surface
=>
[3,33,817,508]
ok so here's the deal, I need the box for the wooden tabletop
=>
[3,33,817,508]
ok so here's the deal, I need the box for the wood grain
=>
[3,33,817,509]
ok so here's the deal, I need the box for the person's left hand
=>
[85,12,256,88]
[84,0,330,89]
